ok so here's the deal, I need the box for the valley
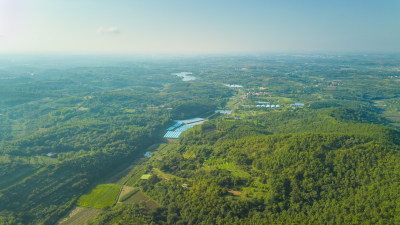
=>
[0,54,399,224]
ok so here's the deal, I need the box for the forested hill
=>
[1,55,400,224]
[88,108,400,224]
[0,61,232,224]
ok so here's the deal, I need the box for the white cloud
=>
[96,26,120,34]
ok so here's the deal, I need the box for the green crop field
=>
[140,174,151,180]
[77,184,120,209]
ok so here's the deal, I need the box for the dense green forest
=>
[88,107,400,224]
[0,54,399,224]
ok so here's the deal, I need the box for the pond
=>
[172,72,196,81]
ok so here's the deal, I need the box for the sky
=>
[0,0,399,54]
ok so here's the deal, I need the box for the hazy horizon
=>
[1,0,400,54]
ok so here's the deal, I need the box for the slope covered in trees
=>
[0,59,233,224]
[1,54,400,224]
[88,109,400,224]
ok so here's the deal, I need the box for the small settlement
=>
[163,118,206,139]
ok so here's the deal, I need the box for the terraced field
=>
[57,207,101,225]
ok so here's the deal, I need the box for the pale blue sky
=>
[0,0,399,54]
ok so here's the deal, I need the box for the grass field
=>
[140,174,151,180]
[217,163,251,178]
[77,184,120,209]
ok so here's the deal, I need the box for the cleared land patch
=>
[140,174,151,180]
[118,186,137,202]
[145,200,159,209]
[153,168,183,181]
[124,190,158,209]
[217,163,251,178]
[77,184,120,209]
[228,190,243,196]
[124,190,149,203]
[57,206,100,225]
